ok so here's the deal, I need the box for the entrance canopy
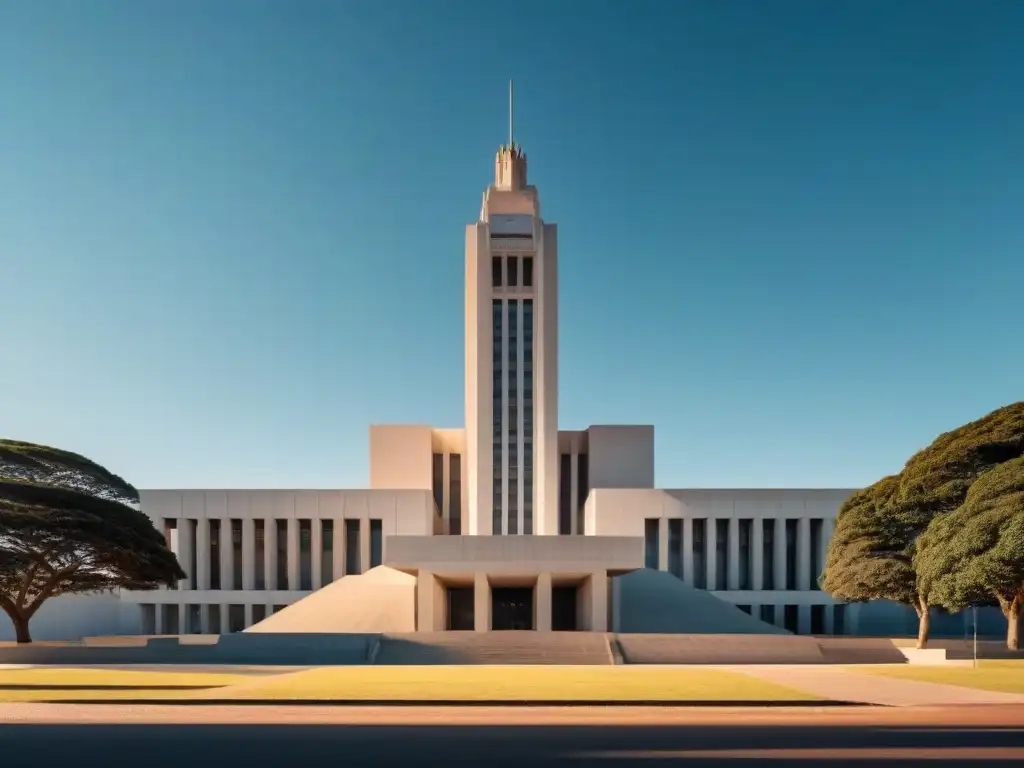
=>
[384,534,644,578]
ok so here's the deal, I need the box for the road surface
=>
[2,704,1024,765]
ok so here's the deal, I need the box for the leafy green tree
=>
[823,402,1024,648]
[821,475,935,645]
[0,440,184,643]
[916,456,1024,649]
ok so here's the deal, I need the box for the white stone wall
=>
[586,487,850,635]
[124,488,437,636]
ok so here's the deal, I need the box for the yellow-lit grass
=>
[204,666,822,702]
[0,668,252,702]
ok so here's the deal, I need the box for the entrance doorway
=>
[446,587,474,631]
[552,586,579,631]
[491,587,534,630]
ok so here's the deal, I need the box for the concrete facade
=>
[4,123,971,644]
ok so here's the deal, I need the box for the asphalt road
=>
[2,705,1024,766]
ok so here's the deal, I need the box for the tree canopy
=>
[915,456,1024,648]
[822,401,1024,647]
[821,475,911,603]
[0,439,184,643]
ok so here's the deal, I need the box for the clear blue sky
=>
[3,1,1022,490]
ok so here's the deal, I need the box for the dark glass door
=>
[446,588,475,631]
[491,587,534,630]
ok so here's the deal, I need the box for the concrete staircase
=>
[373,631,616,665]
[616,633,826,665]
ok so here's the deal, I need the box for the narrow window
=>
[507,256,519,287]
[692,519,707,589]
[254,520,265,590]
[715,519,729,590]
[668,519,683,578]
[321,520,334,585]
[345,519,361,575]
[739,519,752,590]
[522,257,533,287]
[210,520,221,590]
[276,520,289,589]
[432,453,445,513]
[644,519,660,569]
[370,519,383,567]
[558,454,572,534]
[492,256,502,287]
[809,518,823,590]
[762,519,775,590]
[449,454,462,535]
[299,519,312,590]
[232,520,243,590]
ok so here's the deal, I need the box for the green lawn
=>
[856,661,1024,694]
[0,666,823,704]
[200,666,823,703]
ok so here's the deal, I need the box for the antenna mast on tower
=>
[509,79,515,149]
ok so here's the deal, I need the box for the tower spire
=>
[509,78,514,148]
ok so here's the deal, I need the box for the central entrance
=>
[491,587,534,630]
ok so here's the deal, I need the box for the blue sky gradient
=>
[2,1,1022,489]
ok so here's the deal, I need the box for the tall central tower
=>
[465,84,558,536]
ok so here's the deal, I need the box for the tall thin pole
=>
[973,606,978,669]
[509,79,514,148]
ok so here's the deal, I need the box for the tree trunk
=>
[914,597,930,649]
[11,613,32,644]
[1007,602,1020,651]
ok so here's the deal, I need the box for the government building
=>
[4,119,988,645]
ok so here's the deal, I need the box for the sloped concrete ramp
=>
[616,569,789,635]
[246,566,416,634]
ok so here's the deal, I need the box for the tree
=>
[822,402,1024,648]
[916,456,1024,649]
[900,401,1024,646]
[0,440,184,643]
[821,475,935,645]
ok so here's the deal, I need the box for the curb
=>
[10,698,868,707]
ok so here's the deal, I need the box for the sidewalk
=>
[738,666,1024,707]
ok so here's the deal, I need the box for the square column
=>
[797,604,812,635]
[474,572,491,632]
[821,518,836,578]
[311,520,323,590]
[417,571,439,632]
[682,518,694,584]
[264,519,278,590]
[220,603,230,634]
[332,518,345,580]
[154,603,164,635]
[195,519,211,590]
[241,519,255,590]
[797,517,811,590]
[219,520,234,591]
[179,520,194,590]
[360,519,372,573]
[706,518,718,590]
[287,518,300,590]
[774,519,787,591]
[751,518,764,591]
[199,603,210,634]
[658,518,669,572]
[727,517,740,590]
[588,572,608,632]
[535,573,553,632]
[244,602,254,629]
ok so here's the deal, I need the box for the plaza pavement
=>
[736,665,1024,706]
